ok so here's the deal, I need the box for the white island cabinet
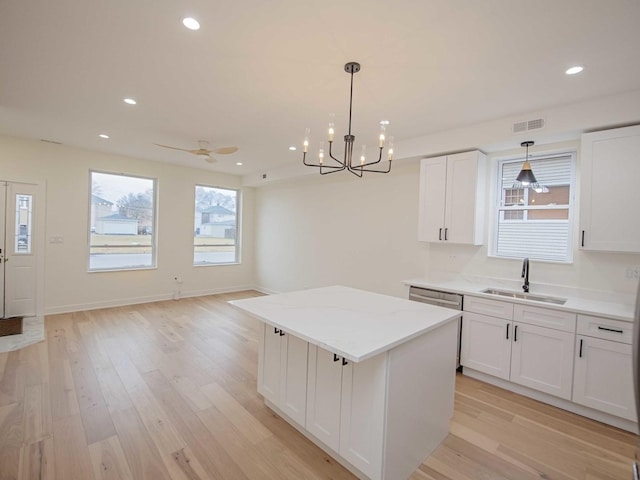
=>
[230,286,461,480]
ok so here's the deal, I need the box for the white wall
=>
[254,162,427,297]
[0,135,255,314]
[254,139,640,298]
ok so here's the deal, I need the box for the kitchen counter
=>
[230,285,461,362]
[230,285,460,480]
[404,275,635,322]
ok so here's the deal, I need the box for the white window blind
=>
[495,153,574,262]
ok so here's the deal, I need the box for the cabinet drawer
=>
[577,315,632,344]
[513,305,576,332]
[464,296,513,319]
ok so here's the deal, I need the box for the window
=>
[89,171,156,271]
[15,194,33,254]
[194,185,240,265]
[494,153,575,262]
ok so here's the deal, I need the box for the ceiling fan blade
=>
[205,155,217,163]
[212,146,238,155]
[154,143,193,153]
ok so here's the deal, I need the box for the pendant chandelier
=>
[513,141,541,191]
[302,61,393,177]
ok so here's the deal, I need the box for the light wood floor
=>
[0,290,636,480]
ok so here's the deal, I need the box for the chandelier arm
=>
[328,141,346,166]
[303,151,343,169]
[320,165,347,175]
[357,146,385,168]
[354,161,392,174]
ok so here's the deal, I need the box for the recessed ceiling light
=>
[99,134,109,139]
[379,120,390,126]
[123,98,137,105]
[183,17,200,30]
[236,162,243,166]
[565,66,584,75]
[289,146,297,151]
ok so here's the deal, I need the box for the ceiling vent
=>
[512,118,545,134]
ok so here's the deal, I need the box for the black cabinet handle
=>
[581,230,585,247]
[579,338,583,358]
[598,326,623,334]
[274,327,279,335]
[439,228,442,241]
[444,228,448,241]
[506,323,510,340]
[333,353,340,362]
[514,325,518,342]
[279,330,285,336]
[342,357,348,366]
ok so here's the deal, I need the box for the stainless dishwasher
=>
[409,286,463,369]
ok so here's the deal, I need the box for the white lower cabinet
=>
[510,322,574,399]
[306,345,344,451]
[460,311,511,379]
[258,324,308,426]
[306,345,386,479]
[461,296,575,400]
[573,335,636,421]
[462,296,638,427]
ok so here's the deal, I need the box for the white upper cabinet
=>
[418,150,486,245]
[579,125,640,252]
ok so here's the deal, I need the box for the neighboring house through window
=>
[493,152,575,262]
[89,171,157,271]
[194,185,240,265]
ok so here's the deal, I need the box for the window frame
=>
[193,184,241,267]
[87,170,158,272]
[490,150,576,263]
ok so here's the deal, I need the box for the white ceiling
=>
[1,0,639,176]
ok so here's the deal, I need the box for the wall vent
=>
[512,118,545,134]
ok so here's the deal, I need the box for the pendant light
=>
[513,141,541,191]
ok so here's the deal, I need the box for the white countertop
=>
[229,285,461,363]
[404,275,635,322]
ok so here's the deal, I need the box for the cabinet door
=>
[510,323,574,400]
[260,325,282,403]
[460,312,511,380]
[306,345,343,452]
[573,336,636,421]
[339,354,387,480]
[280,334,308,426]
[444,151,484,245]
[580,125,640,252]
[418,156,447,242]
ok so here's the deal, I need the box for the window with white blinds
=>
[494,153,575,262]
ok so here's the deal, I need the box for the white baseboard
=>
[44,284,263,315]
[462,368,638,433]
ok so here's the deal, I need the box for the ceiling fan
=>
[154,140,238,163]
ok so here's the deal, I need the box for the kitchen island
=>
[230,286,461,480]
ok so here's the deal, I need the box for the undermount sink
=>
[481,288,567,305]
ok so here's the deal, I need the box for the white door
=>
[280,334,308,426]
[339,355,387,480]
[306,345,343,452]
[460,312,512,379]
[445,151,481,245]
[510,323,575,400]
[573,336,636,421]
[0,183,5,318]
[1,182,38,318]
[260,324,282,403]
[418,156,447,242]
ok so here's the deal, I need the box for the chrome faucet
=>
[522,258,530,293]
